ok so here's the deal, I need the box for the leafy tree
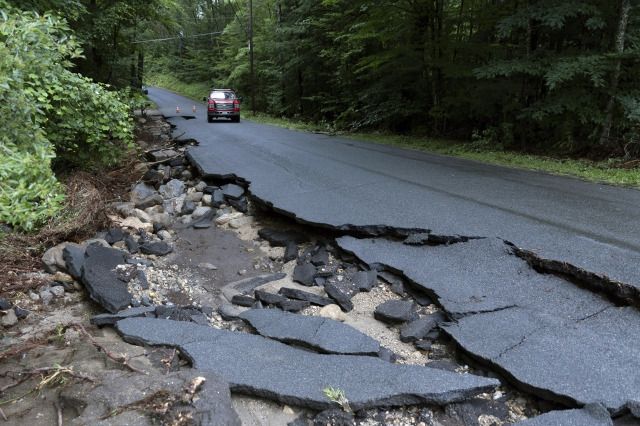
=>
[0,3,135,231]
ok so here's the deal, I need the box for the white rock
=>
[158,179,185,198]
[1,310,18,327]
[192,206,213,219]
[202,194,213,206]
[194,181,207,191]
[186,192,203,202]
[215,212,243,225]
[131,208,152,223]
[318,304,346,322]
[118,217,154,232]
[146,205,164,214]
[50,286,65,297]
[229,217,252,229]
[157,230,172,240]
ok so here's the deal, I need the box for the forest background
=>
[1,0,639,232]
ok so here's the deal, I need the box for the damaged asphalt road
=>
[147,88,640,421]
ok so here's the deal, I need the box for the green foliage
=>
[0,4,134,232]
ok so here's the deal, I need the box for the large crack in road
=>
[184,150,640,421]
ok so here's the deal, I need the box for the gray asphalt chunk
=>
[115,317,499,410]
[81,245,132,313]
[277,287,334,306]
[63,244,85,281]
[293,262,316,286]
[90,306,157,326]
[336,236,638,413]
[400,314,440,342]
[444,307,640,413]
[374,300,419,324]
[221,273,287,302]
[238,308,381,356]
[221,183,245,200]
[514,403,612,426]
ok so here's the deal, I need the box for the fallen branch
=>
[69,323,148,375]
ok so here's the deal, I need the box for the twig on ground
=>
[69,323,148,375]
[0,406,6,421]
[53,401,62,426]
[162,349,177,375]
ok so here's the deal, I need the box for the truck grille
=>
[216,102,234,111]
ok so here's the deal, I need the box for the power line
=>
[132,30,231,44]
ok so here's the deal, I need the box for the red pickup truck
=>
[203,89,241,123]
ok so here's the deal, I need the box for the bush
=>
[0,5,134,232]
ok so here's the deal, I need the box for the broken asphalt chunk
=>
[222,273,287,302]
[90,306,157,326]
[374,300,419,324]
[81,245,132,313]
[238,309,381,356]
[293,263,316,286]
[115,317,500,411]
[279,299,310,312]
[139,241,172,256]
[400,313,445,343]
[277,287,333,307]
[231,294,256,307]
[514,403,612,426]
[192,208,217,228]
[254,289,286,306]
[257,228,310,247]
[63,244,85,281]
[323,282,354,312]
[221,183,245,200]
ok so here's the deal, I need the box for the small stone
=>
[318,304,346,322]
[199,262,218,270]
[1,310,18,327]
[157,230,172,240]
[50,285,64,299]
[13,306,29,319]
[283,405,294,415]
[0,299,10,311]
[238,270,246,275]
[29,292,40,301]
[493,391,503,400]
[40,290,55,304]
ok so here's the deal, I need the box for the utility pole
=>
[249,0,255,115]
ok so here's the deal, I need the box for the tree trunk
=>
[599,0,631,146]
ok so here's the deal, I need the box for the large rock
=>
[42,242,83,274]
[116,318,500,411]
[238,309,381,356]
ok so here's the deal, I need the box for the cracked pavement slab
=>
[336,236,640,413]
[238,308,382,356]
[115,317,499,411]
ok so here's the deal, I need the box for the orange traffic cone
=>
[176,106,180,113]
[192,105,196,113]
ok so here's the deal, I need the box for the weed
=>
[322,386,353,414]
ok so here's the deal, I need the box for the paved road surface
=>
[147,87,640,416]
[148,87,640,289]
